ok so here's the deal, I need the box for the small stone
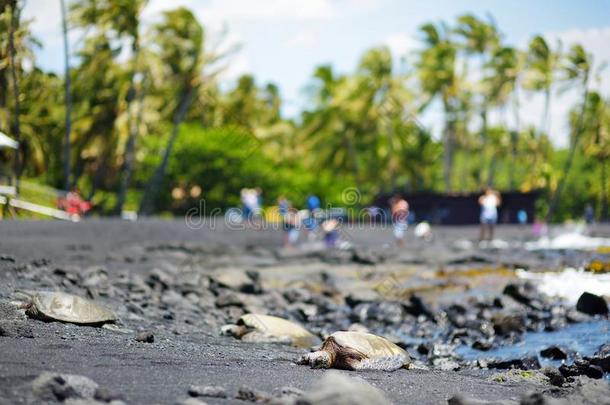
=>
[559,360,604,379]
[540,366,565,387]
[488,356,540,370]
[298,371,390,405]
[32,372,99,402]
[174,398,208,405]
[135,331,154,343]
[236,386,272,402]
[540,346,567,360]
[94,387,125,402]
[273,386,304,399]
[188,385,226,398]
[472,340,492,351]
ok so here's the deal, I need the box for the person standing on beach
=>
[479,187,501,241]
[390,195,409,246]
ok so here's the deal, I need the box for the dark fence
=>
[372,191,539,225]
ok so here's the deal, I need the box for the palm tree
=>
[580,92,609,219]
[6,0,22,190]
[113,0,148,215]
[416,22,458,191]
[547,44,592,221]
[70,0,148,211]
[139,7,205,215]
[523,35,559,136]
[60,0,72,190]
[483,46,520,186]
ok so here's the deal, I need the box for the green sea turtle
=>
[17,291,116,326]
[297,331,411,371]
[221,314,319,348]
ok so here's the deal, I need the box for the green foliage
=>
[0,4,608,221]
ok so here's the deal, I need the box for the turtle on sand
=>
[297,331,410,371]
[15,291,116,326]
[221,314,319,348]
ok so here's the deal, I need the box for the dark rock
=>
[448,394,514,404]
[283,288,312,304]
[503,283,535,306]
[492,313,526,335]
[135,331,154,343]
[540,366,565,387]
[559,360,604,379]
[417,343,430,356]
[575,292,608,316]
[405,295,435,320]
[236,386,272,402]
[273,386,304,399]
[519,392,547,405]
[215,291,244,308]
[472,340,492,351]
[188,385,226,398]
[540,346,567,360]
[587,343,610,372]
[0,254,15,262]
[488,356,540,370]
[32,372,99,402]
[94,387,125,402]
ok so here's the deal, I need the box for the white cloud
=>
[198,0,336,22]
[286,30,318,47]
[384,33,418,57]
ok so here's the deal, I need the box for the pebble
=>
[32,372,99,402]
[135,331,154,343]
[188,385,226,398]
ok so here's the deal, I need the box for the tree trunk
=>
[139,87,194,215]
[8,2,21,192]
[542,87,551,135]
[601,158,608,221]
[547,74,589,222]
[114,40,142,215]
[480,108,488,186]
[509,87,520,190]
[443,101,455,192]
[60,0,72,191]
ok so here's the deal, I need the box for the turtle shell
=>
[330,331,410,367]
[26,292,116,325]
[239,314,319,348]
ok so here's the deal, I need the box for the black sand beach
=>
[0,220,609,404]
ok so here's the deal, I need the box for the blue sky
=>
[24,0,610,147]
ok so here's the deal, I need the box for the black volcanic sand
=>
[0,220,609,404]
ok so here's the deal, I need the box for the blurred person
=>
[279,196,299,247]
[58,187,91,219]
[517,209,528,225]
[478,187,501,241]
[321,218,339,248]
[241,188,260,224]
[390,194,409,246]
[585,204,595,224]
[304,194,321,239]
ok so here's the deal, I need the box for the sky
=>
[23,0,610,147]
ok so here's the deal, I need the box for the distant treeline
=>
[0,1,608,221]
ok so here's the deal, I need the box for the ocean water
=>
[457,320,610,376]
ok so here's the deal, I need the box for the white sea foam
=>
[525,232,610,251]
[516,268,610,303]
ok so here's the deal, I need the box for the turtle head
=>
[220,324,247,338]
[298,350,333,369]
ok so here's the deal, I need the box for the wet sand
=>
[0,220,609,404]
